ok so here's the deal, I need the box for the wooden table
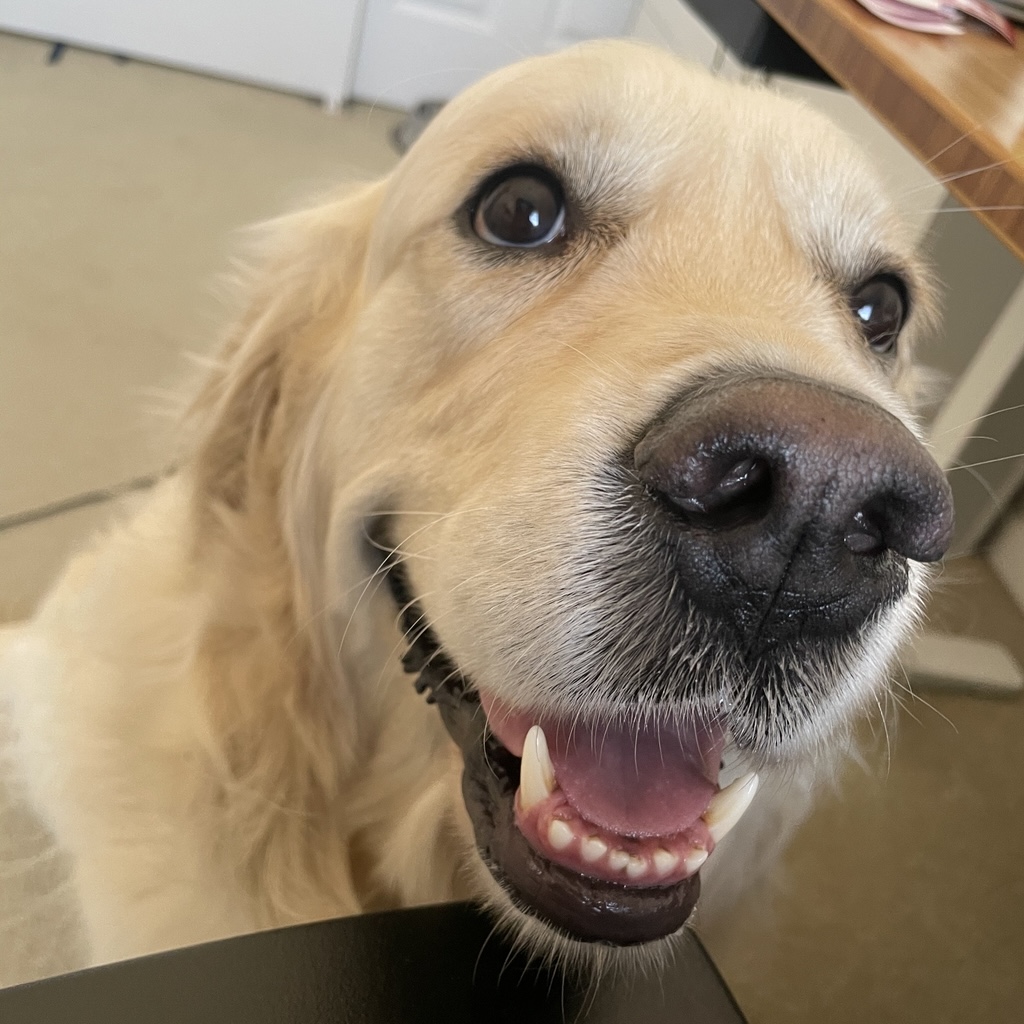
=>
[757,0,1024,261]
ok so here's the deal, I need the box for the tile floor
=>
[0,31,402,616]
[1,30,1022,1022]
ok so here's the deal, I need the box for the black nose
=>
[633,376,955,647]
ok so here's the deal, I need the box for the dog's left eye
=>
[849,275,907,355]
[472,167,566,248]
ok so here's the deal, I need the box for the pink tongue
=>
[479,691,724,839]
[546,719,724,838]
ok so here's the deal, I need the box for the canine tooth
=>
[581,836,608,863]
[608,850,630,872]
[626,855,647,879]
[703,772,759,843]
[652,849,679,876]
[548,820,574,851]
[519,725,556,812]
[683,847,709,874]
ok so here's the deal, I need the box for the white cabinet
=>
[352,0,640,107]
[0,0,639,109]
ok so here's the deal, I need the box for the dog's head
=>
[192,42,953,955]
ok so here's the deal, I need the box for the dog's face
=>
[214,43,953,955]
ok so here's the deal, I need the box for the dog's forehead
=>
[370,40,907,277]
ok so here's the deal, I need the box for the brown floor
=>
[702,556,1024,1024]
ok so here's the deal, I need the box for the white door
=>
[352,0,641,108]
[0,0,363,107]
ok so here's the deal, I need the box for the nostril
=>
[844,507,886,556]
[669,456,773,530]
[844,480,955,564]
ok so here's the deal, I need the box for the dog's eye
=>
[849,275,907,355]
[472,167,566,248]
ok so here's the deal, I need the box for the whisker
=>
[872,689,892,778]
[930,401,1024,438]
[900,156,1011,197]
[934,434,998,446]
[916,103,1021,173]
[930,204,1024,214]
[892,665,959,733]
[947,451,1024,472]
[950,459,1002,511]
[335,507,498,656]
[447,540,564,596]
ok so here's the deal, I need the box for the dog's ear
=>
[187,181,385,516]
[181,184,387,847]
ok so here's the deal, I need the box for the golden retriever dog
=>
[0,40,953,975]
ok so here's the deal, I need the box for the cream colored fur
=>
[1,41,937,981]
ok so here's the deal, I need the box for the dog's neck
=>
[185,473,467,921]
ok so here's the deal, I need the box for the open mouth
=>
[384,550,759,946]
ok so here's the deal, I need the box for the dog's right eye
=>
[472,167,566,248]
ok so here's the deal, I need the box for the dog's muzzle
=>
[382,374,954,949]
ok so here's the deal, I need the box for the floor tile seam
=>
[0,470,168,535]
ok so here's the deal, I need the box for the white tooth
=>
[608,849,630,872]
[626,855,647,879]
[683,847,709,874]
[703,772,759,843]
[652,848,679,877]
[519,725,556,812]
[548,819,574,851]
[581,836,608,863]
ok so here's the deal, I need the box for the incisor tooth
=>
[548,819,574,850]
[683,847,709,874]
[519,724,556,812]
[626,856,647,879]
[581,836,608,863]
[703,772,759,843]
[652,848,679,877]
[608,850,630,872]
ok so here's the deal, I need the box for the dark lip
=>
[383,548,702,946]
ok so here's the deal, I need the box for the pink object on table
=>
[855,0,1017,42]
